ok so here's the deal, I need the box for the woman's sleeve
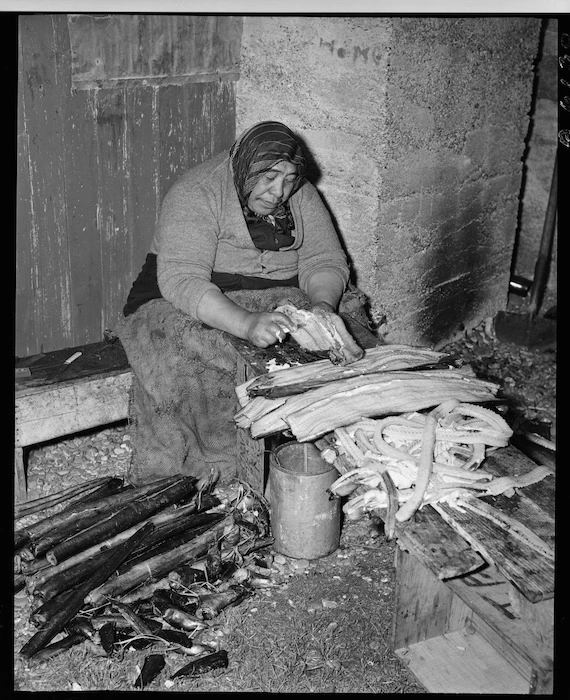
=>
[155,176,222,319]
[295,183,350,293]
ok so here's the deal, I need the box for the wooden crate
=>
[392,547,553,694]
[234,350,269,494]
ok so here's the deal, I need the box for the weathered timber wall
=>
[16,14,240,357]
[237,16,542,346]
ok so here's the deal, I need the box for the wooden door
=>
[16,14,241,356]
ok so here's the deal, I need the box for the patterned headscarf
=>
[230,121,308,214]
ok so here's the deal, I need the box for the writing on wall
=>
[319,38,384,65]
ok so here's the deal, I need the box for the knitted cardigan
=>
[152,150,350,320]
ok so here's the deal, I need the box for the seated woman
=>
[118,120,369,486]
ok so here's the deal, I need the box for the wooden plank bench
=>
[14,340,132,503]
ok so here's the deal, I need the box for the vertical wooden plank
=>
[93,87,131,333]
[14,448,27,503]
[184,82,202,169]
[157,83,190,202]
[185,82,210,170]
[197,82,213,164]
[16,27,35,357]
[156,80,235,214]
[235,357,266,492]
[210,79,236,155]
[391,547,456,651]
[125,85,160,280]
[57,18,103,346]
[17,15,73,354]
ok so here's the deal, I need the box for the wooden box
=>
[234,349,269,494]
[392,546,553,694]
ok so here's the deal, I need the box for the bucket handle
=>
[268,443,313,474]
[267,448,285,473]
[268,446,341,501]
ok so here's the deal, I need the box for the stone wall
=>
[237,16,542,346]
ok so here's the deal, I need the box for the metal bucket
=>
[269,442,341,560]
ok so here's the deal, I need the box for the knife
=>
[56,351,82,377]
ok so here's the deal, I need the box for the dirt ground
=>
[13,295,556,692]
[14,516,423,693]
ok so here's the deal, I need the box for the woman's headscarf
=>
[229,121,308,251]
[230,121,308,212]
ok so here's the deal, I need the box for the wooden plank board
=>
[93,87,133,335]
[16,26,35,357]
[208,80,236,162]
[15,449,27,504]
[187,81,212,171]
[395,630,530,694]
[484,444,555,515]
[56,15,102,346]
[235,354,267,493]
[67,15,242,88]
[18,15,74,353]
[432,499,554,602]
[446,565,553,691]
[482,490,555,550]
[394,505,485,579]
[158,83,190,200]
[393,550,553,694]
[125,85,159,279]
[15,341,130,389]
[186,82,206,168]
[391,543,463,651]
[15,371,132,448]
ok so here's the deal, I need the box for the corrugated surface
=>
[17,15,239,356]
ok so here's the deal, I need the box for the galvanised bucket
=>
[269,442,341,560]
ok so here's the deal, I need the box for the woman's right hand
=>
[244,311,293,348]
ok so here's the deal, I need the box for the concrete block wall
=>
[514,18,558,302]
[237,16,542,346]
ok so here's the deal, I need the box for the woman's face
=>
[247,160,298,215]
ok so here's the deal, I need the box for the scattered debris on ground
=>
[15,307,555,692]
[15,478,321,688]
